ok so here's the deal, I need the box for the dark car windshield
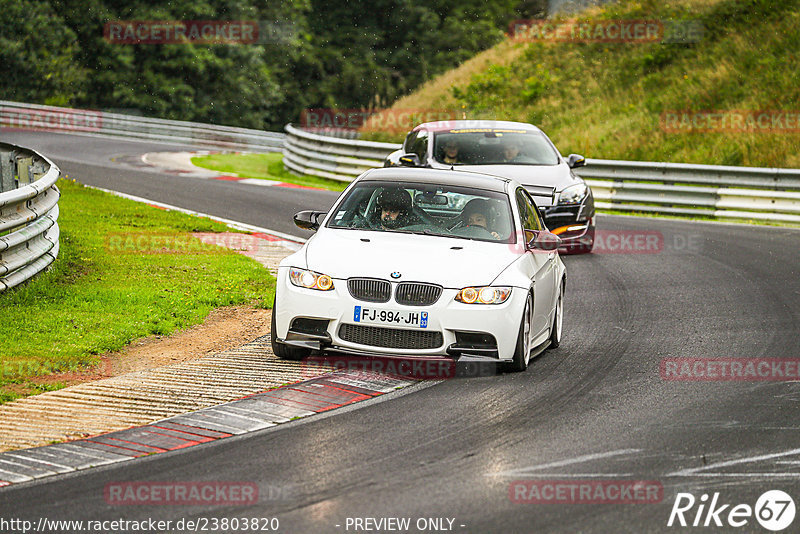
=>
[432,129,559,166]
[326,181,516,243]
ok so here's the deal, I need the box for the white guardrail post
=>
[0,143,61,292]
[283,123,800,224]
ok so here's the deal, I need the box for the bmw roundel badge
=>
[390,272,401,279]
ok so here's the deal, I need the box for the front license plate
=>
[353,306,428,329]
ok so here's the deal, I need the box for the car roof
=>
[411,120,544,134]
[358,167,512,193]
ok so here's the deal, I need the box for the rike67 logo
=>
[668,490,796,531]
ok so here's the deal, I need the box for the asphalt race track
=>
[2,131,800,532]
[1,130,339,238]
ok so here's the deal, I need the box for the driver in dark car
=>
[441,139,460,164]
[462,199,501,239]
[376,187,413,230]
[501,140,523,163]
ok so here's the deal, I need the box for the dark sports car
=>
[384,120,595,253]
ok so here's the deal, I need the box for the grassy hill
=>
[362,0,800,168]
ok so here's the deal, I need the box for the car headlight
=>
[558,183,588,205]
[455,286,512,305]
[289,267,335,291]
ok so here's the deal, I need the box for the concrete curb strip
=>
[0,334,418,486]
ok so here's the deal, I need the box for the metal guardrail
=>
[283,124,399,180]
[283,124,800,224]
[578,160,800,223]
[0,143,60,292]
[0,101,285,153]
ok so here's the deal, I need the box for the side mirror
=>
[526,230,562,251]
[398,153,421,167]
[383,149,403,167]
[567,154,586,169]
[294,210,326,231]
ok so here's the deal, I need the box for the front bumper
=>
[540,190,595,246]
[547,217,594,241]
[274,268,527,362]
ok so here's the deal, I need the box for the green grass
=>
[191,152,349,192]
[0,179,275,403]
[363,0,800,169]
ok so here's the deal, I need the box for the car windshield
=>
[326,181,516,243]
[432,129,559,165]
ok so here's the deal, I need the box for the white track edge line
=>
[85,185,307,247]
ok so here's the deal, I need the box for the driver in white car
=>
[377,188,413,230]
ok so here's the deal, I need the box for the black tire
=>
[503,292,533,373]
[271,296,311,361]
[549,281,564,349]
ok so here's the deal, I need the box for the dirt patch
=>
[33,306,271,387]
[111,306,272,374]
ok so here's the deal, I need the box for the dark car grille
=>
[348,278,391,303]
[542,205,581,223]
[395,282,442,306]
[339,324,443,350]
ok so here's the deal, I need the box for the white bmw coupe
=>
[272,167,566,372]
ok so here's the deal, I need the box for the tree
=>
[0,0,87,106]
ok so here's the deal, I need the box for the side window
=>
[403,132,417,153]
[408,130,428,164]
[527,192,547,231]
[516,188,543,232]
[515,191,526,228]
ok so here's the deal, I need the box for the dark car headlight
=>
[558,183,588,205]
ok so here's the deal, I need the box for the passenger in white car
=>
[462,198,501,239]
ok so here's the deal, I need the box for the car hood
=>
[304,229,521,287]
[431,162,581,207]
